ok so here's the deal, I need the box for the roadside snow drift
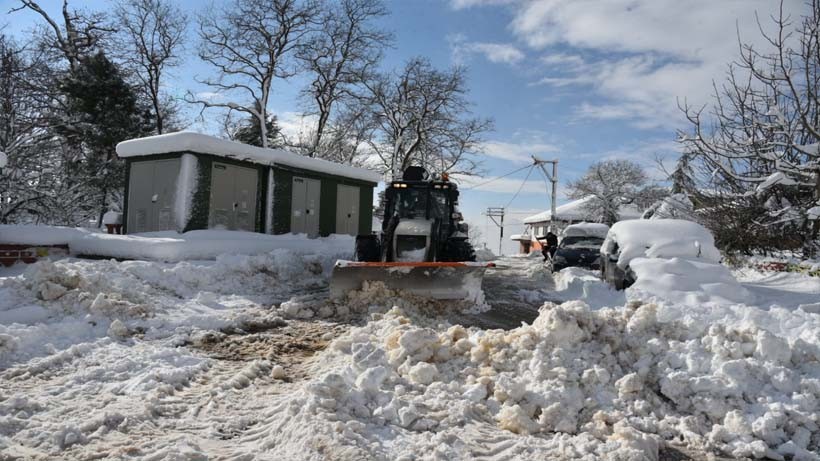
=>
[72,230,353,262]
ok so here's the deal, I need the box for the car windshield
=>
[560,236,604,250]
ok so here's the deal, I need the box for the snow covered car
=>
[550,223,609,272]
[600,219,723,290]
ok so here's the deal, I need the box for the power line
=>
[504,165,535,209]
[463,164,533,191]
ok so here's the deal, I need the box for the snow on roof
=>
[523,196,642,224]
[509,234,529,241]
[116,132,382,184]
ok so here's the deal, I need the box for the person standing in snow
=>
[538,230,558,261]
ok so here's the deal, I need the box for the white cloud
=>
[469,43,525,64]
[450,0,515,10]
[449,34,525,65]
[477,0,810,129]
[481,139,559,164]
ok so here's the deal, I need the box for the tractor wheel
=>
[355,235,381,262]
[440,240,476,262]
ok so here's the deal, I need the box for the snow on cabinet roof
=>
[116,132,382,184]
[523,196,642,224]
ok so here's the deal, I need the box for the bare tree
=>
[298,0,389,157]
[114,0,186,134]
[10,0,113,71]
[188,0,316,148]
[567,159,657,226]
[362,57,492,177]
[678,0,820,255]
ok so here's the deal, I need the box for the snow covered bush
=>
[677,5,820,257]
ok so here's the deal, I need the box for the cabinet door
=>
[153,159,180,231]
[291,177,307,234]
[305,178,321,237]
[209,163,234,229]
[127,162,154,233]
[335,185,359,236]
[234,166,258,231]
[127,159,179,233]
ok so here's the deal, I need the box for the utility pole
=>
[533,156,558,227]
[485,207,505,256]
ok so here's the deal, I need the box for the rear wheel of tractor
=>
[355,235,381,262]
[441,240,476,262]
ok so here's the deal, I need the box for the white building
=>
[511,196,642,253]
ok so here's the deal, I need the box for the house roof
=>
[523,196,642,224]
[116,132,382,184]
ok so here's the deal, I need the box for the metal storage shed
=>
[115,132,381,237]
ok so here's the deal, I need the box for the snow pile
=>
[553,267,625,309]
[0,225,90,246]
[602,219,722,269]
[0,245,345,368]
[628,257,755,306]
[70,230,353,261]
[562,222,609,239]
[474,247,496,261]
[245,299,820,459]
[101,211,122,225]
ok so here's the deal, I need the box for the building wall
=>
[125,151,375,236]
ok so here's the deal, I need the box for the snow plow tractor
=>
[330,166,493,302]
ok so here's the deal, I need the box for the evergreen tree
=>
[670,152,696,194]
[58,51,152,224]
[229,112,283,148]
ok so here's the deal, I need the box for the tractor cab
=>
[384,166,461,230]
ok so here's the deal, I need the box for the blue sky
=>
[2,0,805,253]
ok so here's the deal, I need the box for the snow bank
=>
[629,257,755,306]
[116,131,382,184]
[474,247,496,261]
[562,222,609,239]
[245,297,820,460]
[0,242,348,367]
[603,219,721,269]
[553,267,625,309]
[70,230,353,262]
[0,225,90,246]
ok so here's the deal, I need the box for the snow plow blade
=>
[329,261,494,302]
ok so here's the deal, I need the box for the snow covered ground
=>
[1,250,819,460]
